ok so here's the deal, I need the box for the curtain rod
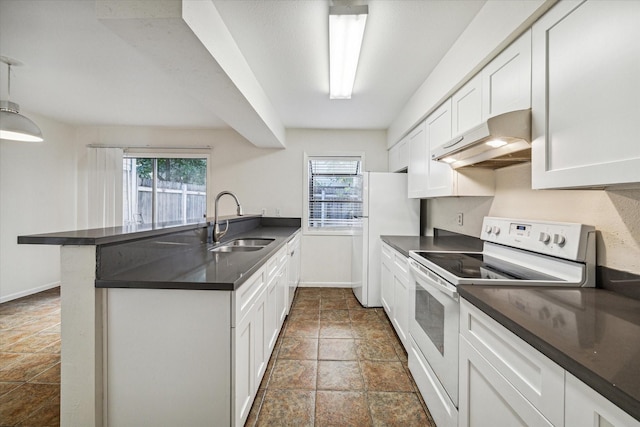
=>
[86,144,212,150]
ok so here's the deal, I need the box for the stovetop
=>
[412,251,564,282]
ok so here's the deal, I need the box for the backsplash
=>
[424,163,640,275]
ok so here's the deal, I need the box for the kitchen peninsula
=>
[18,215,301,427]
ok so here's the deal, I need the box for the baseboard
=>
[298,281,353,289]
[0,281,60,303]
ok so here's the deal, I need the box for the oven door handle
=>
[408,259,459,300]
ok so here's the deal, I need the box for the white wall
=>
[0,112,77,302]
[76,126,388,287]
[427,163,640,274]
[211,128,389,287]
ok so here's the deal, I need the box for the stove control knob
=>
[554,234,566,247]
[485,225,493,234]
[492,226,501,235]
[539,232,551,244]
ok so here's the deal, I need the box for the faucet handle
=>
[215,220,229,242]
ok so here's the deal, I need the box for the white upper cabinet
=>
[407,121,428,198]
[482,30,532,119]
[389,135,410,173]
[424,99,454,197]
[531,0,640,189]
[452,74,483,137]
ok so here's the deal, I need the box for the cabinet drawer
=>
[381,242,393,261]
[460,299,565,427]
[393,252,410,280]
[266,246,287,282]
[233,268,265,327]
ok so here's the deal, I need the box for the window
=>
[123,156,207,225]
[305,156,363,232]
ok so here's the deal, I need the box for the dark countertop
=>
[19,215,301,292]
[381,233,484,257]
[96,224,300,291]
[459,285,640,422]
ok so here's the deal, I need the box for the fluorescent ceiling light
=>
[329,5,368,100]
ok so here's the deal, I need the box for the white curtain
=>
[87,147,123,228]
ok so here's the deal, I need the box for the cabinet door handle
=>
[443,135,464,149]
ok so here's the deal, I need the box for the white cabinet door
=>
[254,286,268,390]
[460,300,565,426]
[459,336,554,427]
[275,266,287,328]
[389,137,410,172]
[392,273,409,347]
[287,233,301,312]
[482,29,531,119]
[424,99,454,198]
[531,0,640,189]
[407,121,428,198]
[265,273,278,354]
[380,243,394,316]
[452,74,483,137]
[565,373,640,427]
[234,309,254,426]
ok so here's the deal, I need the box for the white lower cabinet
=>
[460,299,564,426]
[380,241,410,349]
[565,373,640,427]
[460,299,640,427]
[459,335,554,427]
[380,243,394,315]
[106,241,293,427]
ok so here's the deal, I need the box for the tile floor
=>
[0,287,61,427]
[246,287,435,427]
[0,287,435,427]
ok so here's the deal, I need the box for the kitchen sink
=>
[209,238,274,253]
[228,238,274,246]
[209,245,263,253]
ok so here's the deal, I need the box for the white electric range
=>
[406,217,596,427]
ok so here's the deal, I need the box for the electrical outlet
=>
[275,208,281,217]
[456,212,463,226]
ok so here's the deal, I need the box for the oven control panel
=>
[481,217,595,261]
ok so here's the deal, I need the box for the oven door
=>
[408,258,460,406]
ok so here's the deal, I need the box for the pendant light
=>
[0,57,43,142]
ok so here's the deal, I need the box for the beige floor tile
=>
[316,390,372,427]
[269,359,317,390]
[318,339,357,361]
[278,337,318,360]
[361,361,414,392]
[320,310,350,323]
[256,389,315,427]
[317,361,364,391]
[319,321,354,339]
[355,339,399,361]
[368,391,433,427]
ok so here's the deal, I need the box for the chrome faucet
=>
[212,191,243,243]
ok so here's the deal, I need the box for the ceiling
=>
[0,0,486,138]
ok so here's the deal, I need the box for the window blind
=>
[307,157,363,229]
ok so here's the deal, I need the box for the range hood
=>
[431,109,531,169]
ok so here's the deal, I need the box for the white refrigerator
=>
[352,172,420,307]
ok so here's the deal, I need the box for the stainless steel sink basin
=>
[209,245,263,253]
[228,238,275,246]
[209,238,274,253]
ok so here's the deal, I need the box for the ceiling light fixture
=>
[329,4,368,100]
[0,57,43,142]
